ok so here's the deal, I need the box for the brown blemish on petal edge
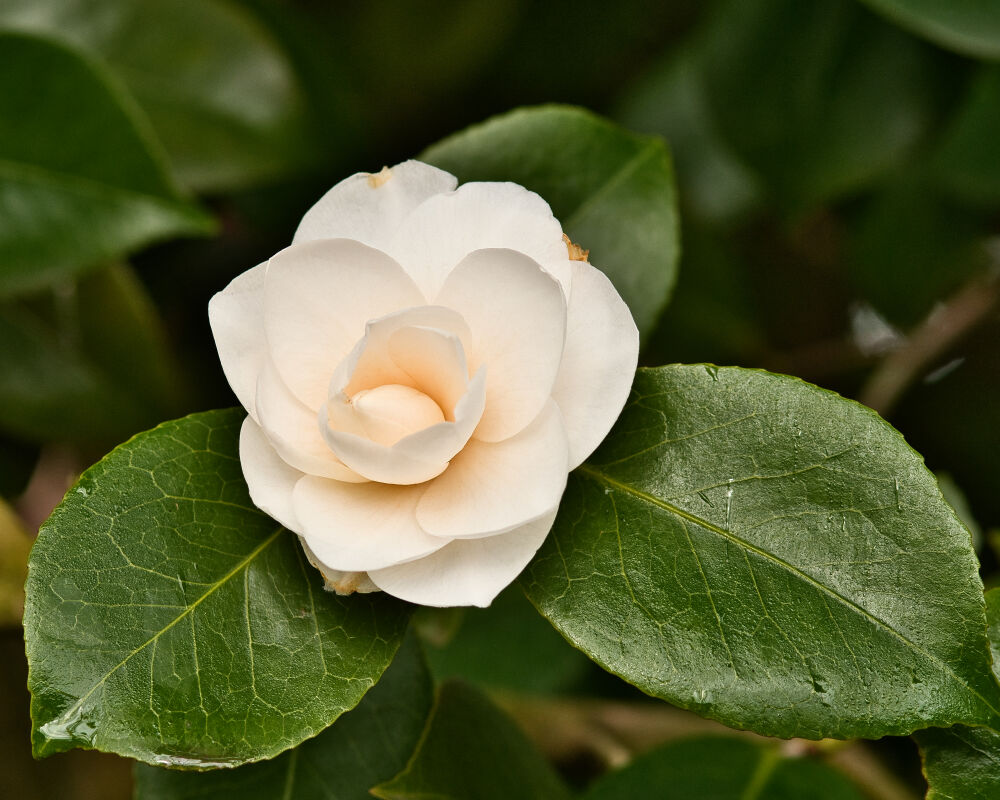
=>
[563,233,590,262]
[367,166,393,188]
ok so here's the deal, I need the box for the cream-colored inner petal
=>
[351,384,445,446]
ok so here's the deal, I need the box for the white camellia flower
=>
[209,160,638,607]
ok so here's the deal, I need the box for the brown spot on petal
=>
[563,233,589,262]
[367,166,393,188]
[329,571,368,595]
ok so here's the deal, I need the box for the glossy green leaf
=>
[0,263,182,445]
[134,631,433,800]
[25,408,411,766]
[522,365,1000,739]
[584,736,865,800]
[934,66,1000,207]
[422,105,679,339]
[0,31,212,296]
[372,680,571,800]
[0,0,321,192]
[702,0,946,209]
[859,0,1000,60]
[915,589,1000,799]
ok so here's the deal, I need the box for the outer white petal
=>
[323,369,487,485]
[385,181,571,298]
[292,477,447,571]
[264,238,424,409]
[368,506,559,608]
[293,160,457,250]
[256,360,365,483]
[552,261,640,469]
[435,248,567,442]
[417,400,568,540]
[299,538,377,595]
[208,262,266,419]
[239,416,303,532]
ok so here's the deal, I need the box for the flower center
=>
[349,383,445,447]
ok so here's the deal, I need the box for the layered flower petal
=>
[416,400,568,539]
[239,416,303,532]
[435,248,567,442]
[299,539,377,595]
[293,160,457,250]
[292,477,447,571]
[385,181,571,297]
[367,507,558,607]
[208,262,266,419]
[264,239,424,409]
[552,260,640,468]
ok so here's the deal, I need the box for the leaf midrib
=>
[577,463,1000,720]
[36,526,283,753]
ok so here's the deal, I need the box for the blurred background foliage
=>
[1,0,998,797]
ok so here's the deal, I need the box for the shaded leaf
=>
[523,365,1000,739]
[0,0,321,192]
[584,736,864,799]
[422,105,679,339]
[0,31,212,295]
[134,631,433,800]
[25,408,411,766]
[372,680,571,800]
[859,0,1000,60]
[915,588,1000,799]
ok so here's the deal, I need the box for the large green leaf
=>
[0,31,212,296]
[134,631,433,799]
[422,105,679,340]
[522,365,1000,739]
[858,0,1000,60]
[0,0,321,192]
[0,263,182,445]
[371,680,571,800]
[915,589,1000,799]
[702,0,946,210]
[584,736,865,799]
[25,409,411,766]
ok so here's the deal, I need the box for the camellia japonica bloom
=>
[209,161,638,607]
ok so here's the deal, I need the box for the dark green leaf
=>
[859,0,1000,60]
[0,31,212,295]
[0,0,321,192]
[934,66,1000,207]
[372,680,571,800]
[25,409,411,766]
[134,631,433,800]
[522,365,1000,739]
[419,585,592,695]
[915,589,1000,799]
[702,0,946,210]
[0,263,182,445]
[584,736,865,800]
[422,105,680,339]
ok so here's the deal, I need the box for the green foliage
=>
[0,31,212,296]
[0,0,321,192]
[25,409,411,766]
[134,632,433,800]
[584,736,865,799]
[422,105,680,339]
[523,365,999,738]
[859,0,1000,60]
[371,680,572,800]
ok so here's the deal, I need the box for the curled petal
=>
[264,239,424,409]
[552,260,640,468]
[417,400,568,539]
[293,160,457,251]
[256,360,364,483]
[292,477,447,572]
[239,416,303,532]
[436,248,567,442]
[385,181,572,298]
[208,262,266,419]
[368,506,559,608]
